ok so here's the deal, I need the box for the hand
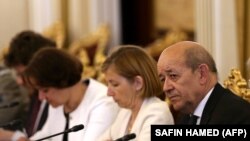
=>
[0,128,14,140]
[0,129,28,141]
[17,137,29,141]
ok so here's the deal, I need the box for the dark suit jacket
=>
[0,67,29,129]
[177,83,250,124]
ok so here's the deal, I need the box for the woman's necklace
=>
[127,116,133,133]
[126,111,139,133]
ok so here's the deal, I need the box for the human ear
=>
[198,64,209,84]
[134,76,143,91]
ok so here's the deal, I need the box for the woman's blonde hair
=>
[102,45,162,98]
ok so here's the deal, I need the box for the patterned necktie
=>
[26,94,41,136]
[188,114,198,125]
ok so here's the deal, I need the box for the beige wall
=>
[154,0,194,31]
[0,0,29,48]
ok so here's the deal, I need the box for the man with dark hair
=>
[0,65,29,129]
[3,30,56,136]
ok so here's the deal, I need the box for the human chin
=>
[117,102,125,108]
[118,101,129,109]
[49,101,60,108]
[52,104,61,108]
[171,100,184,111]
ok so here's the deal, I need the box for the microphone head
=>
[67,124,84,132]
[0,119,23,131]
[124,133,136,140]
[9,101,19,107]
[115,133,136,141]
[9,119,22,127]
[0,101,19,109]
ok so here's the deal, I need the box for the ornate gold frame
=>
[224,68,250,102]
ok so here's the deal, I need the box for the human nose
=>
[163,77,174,93]
[107,87,114,97]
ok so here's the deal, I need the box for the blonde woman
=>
[99,45,174,141]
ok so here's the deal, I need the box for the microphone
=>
[0,119,25,132]
[34,124,84,141]
[0,101,19,109]
[0,119,22,130]
[114,133,136,141]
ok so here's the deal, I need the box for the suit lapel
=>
[200,83,224,124]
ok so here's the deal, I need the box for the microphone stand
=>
[35,130,69,141]
[34,124,84,141]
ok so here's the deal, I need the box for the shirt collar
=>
[193,87,214,118]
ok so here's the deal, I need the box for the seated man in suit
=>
[157,41,250,124]
[0,65,29,130]
[3,31,56,136]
